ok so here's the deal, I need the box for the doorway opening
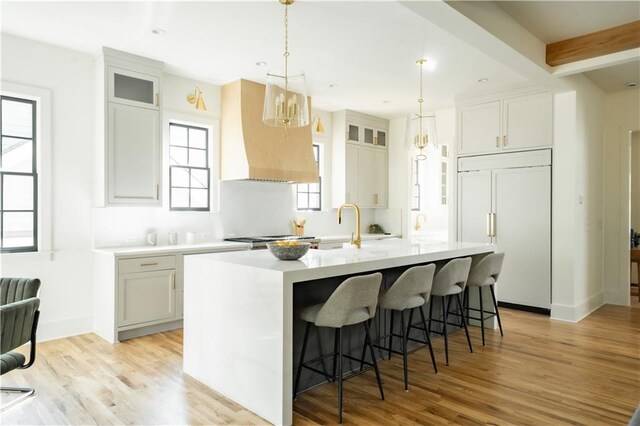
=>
[630,130,639,306]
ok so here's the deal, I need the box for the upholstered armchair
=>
[0,277,41,412]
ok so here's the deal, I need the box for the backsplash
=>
[92,180,382,247]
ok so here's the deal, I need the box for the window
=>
[440,145,448,205]
[412,159,421,211]
[1,96,37,253]
[297,144,321,211]
[169,123,210,211]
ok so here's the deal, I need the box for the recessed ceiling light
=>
[329,84,338,88]
[626,81,638,87]
[255,61,267,67]
[478,78,489,83]
[151,28,166,36]
[382,100,392,104]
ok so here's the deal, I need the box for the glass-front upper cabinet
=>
[375,130,387,147]
[364,127,375,145]
[108,66,159,110]
[347,123,360,143]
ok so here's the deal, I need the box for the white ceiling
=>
[495,1,640,44]
[0,1,526,117]
[495,1,640,92]
[2,0,523,117]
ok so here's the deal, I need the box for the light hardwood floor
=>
[1,305,638,425]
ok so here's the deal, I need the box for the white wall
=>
[1,34,96,340]
[550,75,605,322]
[602,88,640,304]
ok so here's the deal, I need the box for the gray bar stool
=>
[293,272,384,423]
[428,257,473,365]
[464,252,505,346]
[377,264,438,391]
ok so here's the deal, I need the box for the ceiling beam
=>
[546,20,640,67]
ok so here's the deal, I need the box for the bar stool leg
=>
[337,327,343,423]
[490,284,504,336]
[478,286,485,346]
[419,305,438,374]
[359,323,367,373]
[294,322,311,400]
[428,297,434,334]
[456,294,473,353]
[333,328,339,380]
[400,310,408,391]
[463,287,470,325]
[441,296,449,366]
[364,320,385,400]
[388,310,395,360]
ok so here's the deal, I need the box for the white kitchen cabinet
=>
[457,149,551,310]
[108,66,159,110]
[332,110,389,208]
[117,255,177,328]
[108,103,160,203]
[118,269,176,327]
[457,92,552,156]
[96,47,163,206]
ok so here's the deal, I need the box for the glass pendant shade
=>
[263,69,310,128]
[406,114,438,160]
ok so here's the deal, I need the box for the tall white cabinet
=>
[96,48,163,206]
[458,150,551,310]
[332,110,389,208]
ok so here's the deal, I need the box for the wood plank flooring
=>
[1,305,638,425]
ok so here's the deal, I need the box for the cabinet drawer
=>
[119,255,176,274]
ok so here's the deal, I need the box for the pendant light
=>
[263,0,310,128]
[407,59,437,160]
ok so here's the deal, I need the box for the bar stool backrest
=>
[468,253,505,286]
[383,264,436,310]
[433,257,472,294]
[315,272,383,328]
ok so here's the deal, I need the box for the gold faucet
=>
[415,213,427,231]
[337,203,362,249]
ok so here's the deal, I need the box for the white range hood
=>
[220,79,319,183]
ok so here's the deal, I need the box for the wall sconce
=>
[187,87,207,111]
[313,115,325,134]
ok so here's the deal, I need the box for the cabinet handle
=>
[156,93,160,106]
[373,194,379,205]
[140,262,158,267]
[374,136,378,145]
[486,213,492,237]
[155,185,159,200]
[503,135,508,146]
[496,136,500,148]
[172,274,176,290]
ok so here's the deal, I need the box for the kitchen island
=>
[183,239,495,425]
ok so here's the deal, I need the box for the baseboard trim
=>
[38,315,93,342]
[117,320,183,342]
[551,291,604,323]
[498,302,550,315]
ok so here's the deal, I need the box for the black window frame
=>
[0,95,38,253]
[412,158,421,211]
[296,144,321,211]
[168,122,210,212]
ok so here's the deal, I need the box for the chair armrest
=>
[1,298,40,355]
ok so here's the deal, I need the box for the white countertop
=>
[188,239,495,282]
[93,240,249,256]
[93,234,400,257]
[318,233,400,244]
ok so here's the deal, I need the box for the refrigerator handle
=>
[490,212,496,238]
[486,213,492,238]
